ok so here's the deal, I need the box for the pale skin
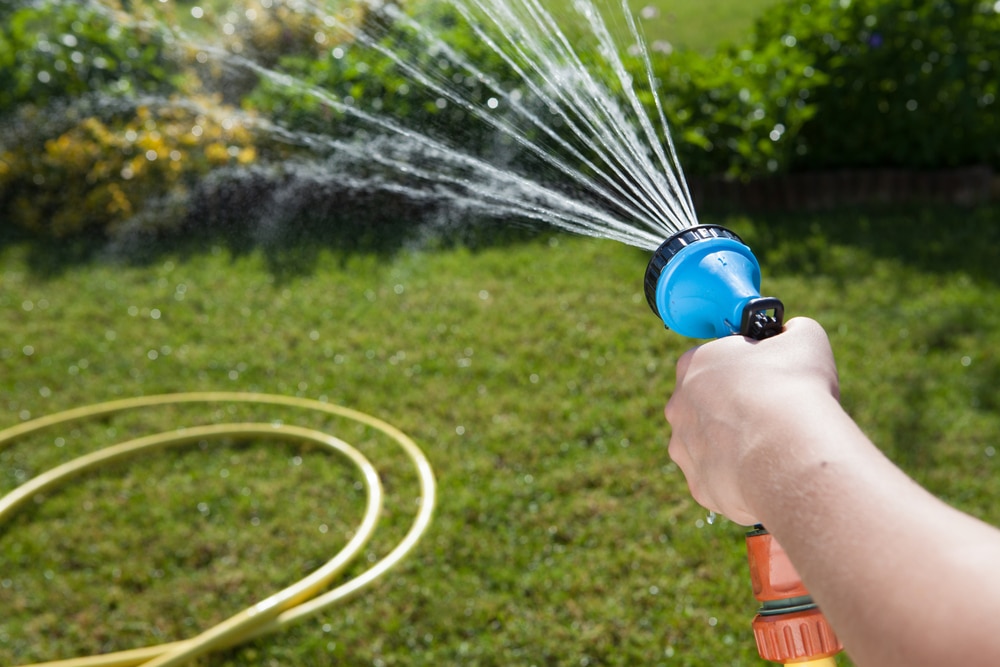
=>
[665,317,1000,667]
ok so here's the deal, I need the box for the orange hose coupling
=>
[746,527,843,664]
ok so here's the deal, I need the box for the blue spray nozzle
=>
[644,225,783,340]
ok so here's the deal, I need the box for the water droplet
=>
[706,511,716,525]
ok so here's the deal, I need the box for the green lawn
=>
[615,0,782,51]
[2,0,999,666]
[2,202,999,666]
[466,0,781,51]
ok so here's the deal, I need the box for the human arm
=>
[665,317,1000,667]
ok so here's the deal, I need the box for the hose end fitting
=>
[746,527,843,663]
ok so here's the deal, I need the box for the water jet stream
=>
[92,0,701,250]
[4,2,711,664]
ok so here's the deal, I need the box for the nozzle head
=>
[644,225,767,339]
[643,225,746,316]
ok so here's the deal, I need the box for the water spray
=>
[644,225,843,666]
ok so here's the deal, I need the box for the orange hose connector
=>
[746,528,843,664]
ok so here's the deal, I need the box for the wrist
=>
[738,389,856,525]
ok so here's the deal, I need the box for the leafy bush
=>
[752,0,1000,169]
[244,2,528,152]
[651,0,1000,176]
[6,0,997,243]
[215,0,361,66]
[0,97,259,237]
[650,41,825,178]
[0,0,181,115]
[0,0,275,239]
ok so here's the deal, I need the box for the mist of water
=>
[62,0,701,250]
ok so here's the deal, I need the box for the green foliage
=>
[4,0,998,242]
[0,98,259,237]
[652,40,825,178]
[650,0,1000,176]
[2,207,999,665]
[244,2,529,152]
[0,0,180,115]
[752,0,1000,169]
[0,0,274,239]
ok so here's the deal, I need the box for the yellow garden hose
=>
[0,392,437,667]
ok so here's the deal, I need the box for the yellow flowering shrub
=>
[0,98,259,237]
[218,0,369,65]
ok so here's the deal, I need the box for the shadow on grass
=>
[726,202,1000,286]
[3,183,996,287]
[0,187,546,283]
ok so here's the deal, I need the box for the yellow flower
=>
[205,142,231,165]
[236,146,256,165]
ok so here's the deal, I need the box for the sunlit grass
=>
[2,2,996,666]
[2,203,999,665]
[539,0,781,52]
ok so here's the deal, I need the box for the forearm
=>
[747,392,1000,667]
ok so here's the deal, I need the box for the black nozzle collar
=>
[643,225,746,319]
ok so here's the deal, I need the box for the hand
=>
[664,317,840,525]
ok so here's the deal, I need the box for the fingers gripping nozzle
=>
[645,226,842,664]
[643,225,784,340]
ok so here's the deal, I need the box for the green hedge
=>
[0,1,179,113]
[761,0,1000,170]
[3,0,998,241]
[243,0,1000,179]
[0,0,275,238]
[650,41,824,178]
[662,0,1000,175]
[244,2,535,157]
